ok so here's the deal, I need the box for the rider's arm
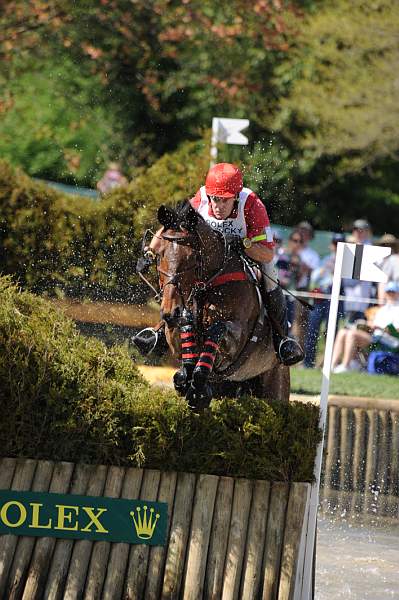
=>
[243,193,274,263]
[244,243,274,263]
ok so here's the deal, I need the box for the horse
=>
[155,201,290,408]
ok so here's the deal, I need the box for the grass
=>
[291,367,399,399]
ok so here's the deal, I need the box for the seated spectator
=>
[275,230,308,329]
[331,281,399,373]
[377,234,399,301]
[342,219,374,323]
[97,161,128,194]
[303,233,346,368]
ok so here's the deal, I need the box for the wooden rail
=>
[320,405,399,518]
[0,458,310,600]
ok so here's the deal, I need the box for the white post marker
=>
[298,242,392,600]
[210,117,249,167]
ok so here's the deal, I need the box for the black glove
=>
[225,234,243,255]
[136,251,155,274]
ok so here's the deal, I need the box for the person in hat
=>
[332,281,399,373]
[341,219,374,323]
[134,162,304,366]
[377,234,399,302]
[303,233,346,368]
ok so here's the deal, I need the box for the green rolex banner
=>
[0,490,167,546]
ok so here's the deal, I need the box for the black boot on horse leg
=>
[187,322,226,410]
[174,309,199,397]
[261,266,304,367]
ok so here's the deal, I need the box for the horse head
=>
[156,202,224,348]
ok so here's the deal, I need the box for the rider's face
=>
[209,195,236,220]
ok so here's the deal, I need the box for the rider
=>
[134,162,304,366]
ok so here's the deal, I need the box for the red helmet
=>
[205,163,243,198]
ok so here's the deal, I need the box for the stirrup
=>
[132,327,159,356]
[278,337,304,367]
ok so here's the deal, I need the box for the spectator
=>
[275,229,308,329]
[342,219,374,323]
[377,234,399,302]
[294,221,320,347]
[331,281,399,373]
[97,162,127,194]
[303,233,346,368]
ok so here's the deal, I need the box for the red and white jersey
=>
[190,186,274,248]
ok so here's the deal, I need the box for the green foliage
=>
[0,160,142,300]
[291,367,399,400]
[0,276,321,481]
[0,57,119,187]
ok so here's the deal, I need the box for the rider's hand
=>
[136,250,155,274]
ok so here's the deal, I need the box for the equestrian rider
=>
[134,162,304,366]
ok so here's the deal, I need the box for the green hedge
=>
[0,276,321,481]
[0,137,209,302]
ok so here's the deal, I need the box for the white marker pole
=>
[300,242,391,599]
[210,118,220,167]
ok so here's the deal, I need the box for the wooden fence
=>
[320,405,399,518]
[0,457,311,600]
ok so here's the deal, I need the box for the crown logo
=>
[130,505,160,540]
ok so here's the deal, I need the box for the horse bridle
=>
[157,230,230,309]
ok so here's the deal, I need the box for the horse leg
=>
[257,363,290,403]
[174,309,199,396]
[186,321,227,409]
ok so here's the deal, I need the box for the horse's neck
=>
[197,221,225,275]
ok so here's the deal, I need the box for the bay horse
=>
[156,202,290,409]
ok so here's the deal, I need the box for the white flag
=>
[212,117,249,145]
[339,242,391,283]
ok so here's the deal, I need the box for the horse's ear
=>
[158,205,178,229]
[179,202,199,233]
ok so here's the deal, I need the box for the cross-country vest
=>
[197,186,252,237]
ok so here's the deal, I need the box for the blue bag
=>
[367,351,399,376]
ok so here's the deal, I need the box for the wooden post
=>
[261,482,290,600]
[338,408,353,516]
[182,474,219,600]
[204,476,234,600]
[278,483,310,600]
[145,471,177,600]
[239,480,270,600]
[21,461,75,600]
[350,408,366,515]
[83,466,125,599]
[0,459,37,598]
[102,468,144,600]
[44,463,93,600]
[6,461,54,600]
[320,405,338,514]
[365,410,379,515]
[161,472,196,599]
[390,412,399,499]
[123,469,160,599]
[63,465,108,600]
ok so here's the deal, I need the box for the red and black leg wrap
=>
[173,309,198,395]
[193,322,226,386]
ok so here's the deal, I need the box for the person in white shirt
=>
[332,281,399,373]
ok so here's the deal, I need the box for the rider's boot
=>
[261,265,304,366]
[132,324,168,357]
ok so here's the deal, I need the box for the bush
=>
[0,136,210,301]
[0,276,321,481]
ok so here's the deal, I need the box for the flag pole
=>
[300,241,346,599]
[210,118,219,168]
